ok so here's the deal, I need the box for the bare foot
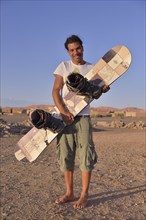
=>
[73,192,88,209]
[55,194,75,204]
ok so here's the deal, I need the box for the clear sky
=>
[1,0,145,109]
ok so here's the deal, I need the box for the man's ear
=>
[67,50,71,56]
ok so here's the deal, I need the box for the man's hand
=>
[61,111,74,125]
[102,85,110,93]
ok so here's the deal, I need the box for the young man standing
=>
[52,35,109,209]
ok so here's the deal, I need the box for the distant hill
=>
[120,107,145,112]
[24,104,54,110]
[1,105,145,113]
[18,105,145,112]
[90,106,145,113]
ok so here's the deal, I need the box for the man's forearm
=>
[52,90,68,115]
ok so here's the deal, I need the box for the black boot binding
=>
[30,109,65,133]
[66,73,103,99]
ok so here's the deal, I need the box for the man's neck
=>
[72,60,86,65]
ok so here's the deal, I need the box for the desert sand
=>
[0,114,146,220]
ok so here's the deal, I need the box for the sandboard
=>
[15,45,132,162]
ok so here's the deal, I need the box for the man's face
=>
[67,42,84,65]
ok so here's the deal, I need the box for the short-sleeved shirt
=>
[54,60,94,115]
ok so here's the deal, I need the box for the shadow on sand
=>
[88,184,146,207]
[92,127,109,132]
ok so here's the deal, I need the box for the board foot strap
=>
[30,109,65,133]
[66,73,102,99]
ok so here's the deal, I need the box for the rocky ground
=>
[0,114,146,220]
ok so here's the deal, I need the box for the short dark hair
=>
[64,35,83,50]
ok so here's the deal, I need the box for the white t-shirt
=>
[54,60,94,115]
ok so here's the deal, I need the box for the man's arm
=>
[52,74,74,124]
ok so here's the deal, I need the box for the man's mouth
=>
[75,54,81,59]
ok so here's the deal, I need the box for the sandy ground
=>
[0,115,146,220]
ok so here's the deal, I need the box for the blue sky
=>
[1,0,145,109]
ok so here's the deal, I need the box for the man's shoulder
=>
[57,60,71,68]
[85,61,92,64]
[60,60,71,65]
[85,61,94,67]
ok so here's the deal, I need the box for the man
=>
[52,35,109,209]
